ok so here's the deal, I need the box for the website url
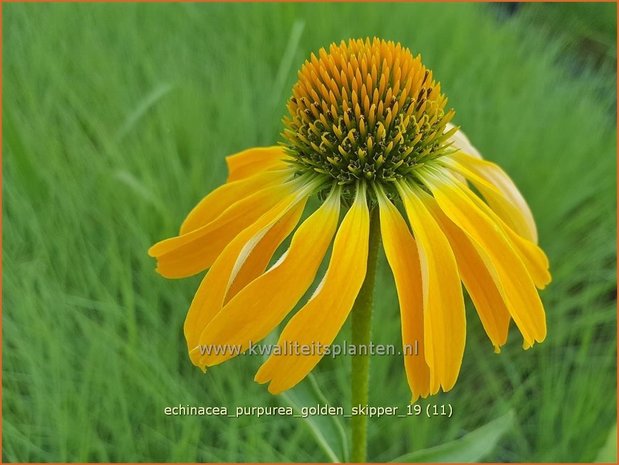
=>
[197,340,419,358]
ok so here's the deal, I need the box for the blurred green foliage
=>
[522,2,616,68]
[3,3,616,462]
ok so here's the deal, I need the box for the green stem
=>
[351,208,381,463]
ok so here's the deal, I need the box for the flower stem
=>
[351,208,381,463]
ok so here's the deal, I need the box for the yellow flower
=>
[149,38,550,400]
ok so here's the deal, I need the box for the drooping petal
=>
[440,168,550,289]
[501,225,551,289]
[193,187,342,369]
[180,169,290,234]
[149,179,300,278]
[255,185,370,394]
[376,188,431,401]
[443,152,538,243]
[184,184,316,363]
[425,197,511,351]
[422,169,546,347]
[397,182,466,393]
[457,184,551,289]
[226,146,289,182]
[445,123,482,159]
[225,202,304,300]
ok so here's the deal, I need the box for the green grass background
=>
[3,2,616,462]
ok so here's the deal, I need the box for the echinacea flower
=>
[149,38,550,400]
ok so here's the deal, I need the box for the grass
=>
[523,2,617,69]
[3,3,616,462]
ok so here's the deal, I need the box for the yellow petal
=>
[149,180,297,278]
[255,185,370,394]
[503,226,551,289]
[376,188,431,401]
[184,186,314,361]
[180,169,290,234]
[445,123,482,159]
[194,188,342,368]
[226,201,304,300]
[425,197,510,351]
[446,152,538,243]
[398,183,466,393]
[422,170,546,347]
[448,174,551,289]
[226,146,289,183]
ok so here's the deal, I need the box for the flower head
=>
[283,39,454,191]
[149,38,550,400]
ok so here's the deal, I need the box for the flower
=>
[149,38,550,400]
